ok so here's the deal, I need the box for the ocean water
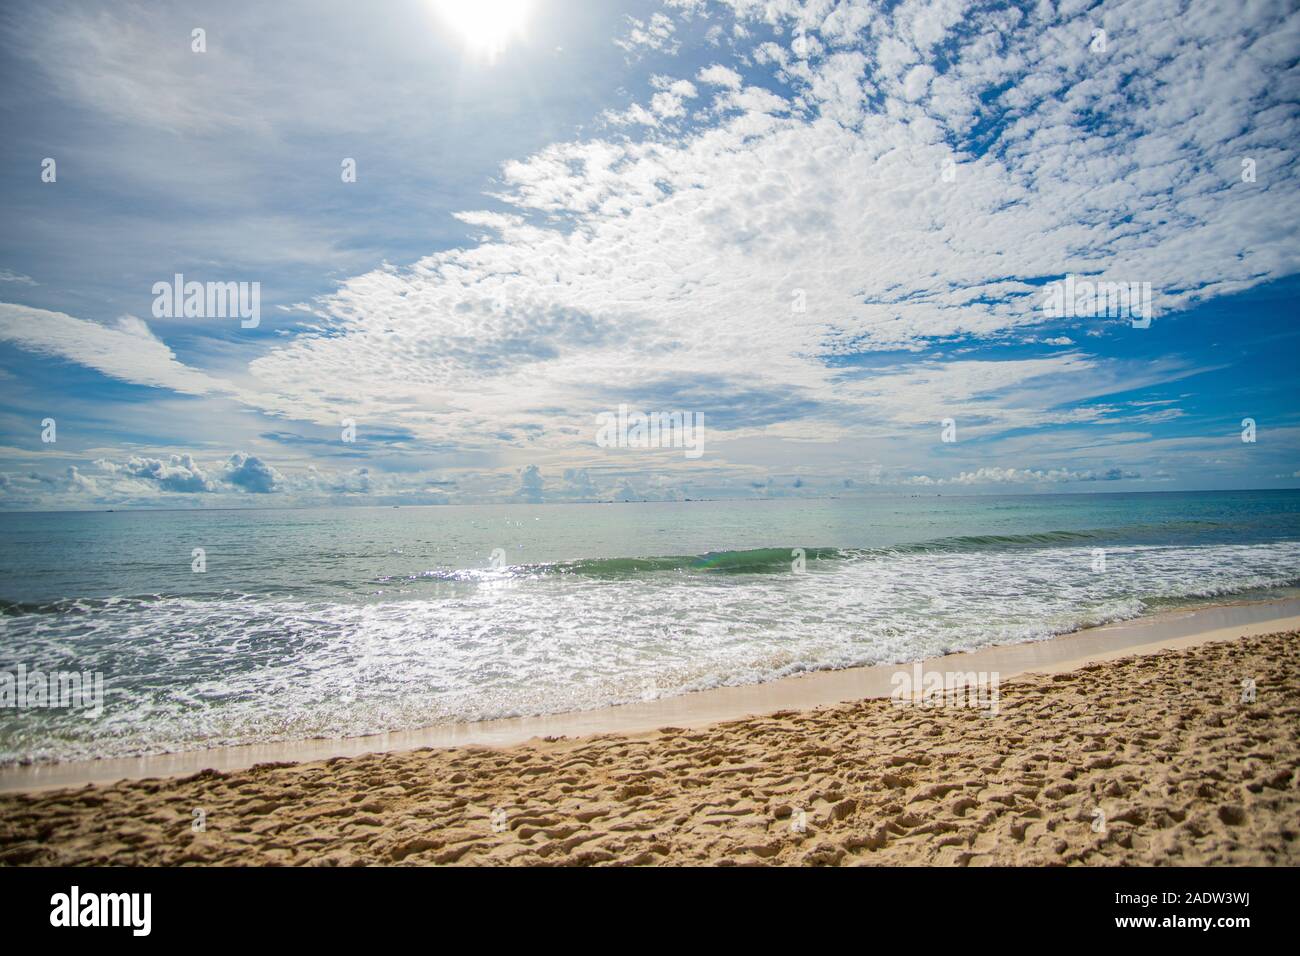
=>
[2,490,1299,765]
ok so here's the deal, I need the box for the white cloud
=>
[0,304,237,397]
[615,12,679,56]
[909,466,1143,485]
[697,64,742,89]
[96,454,216,493]
[223,452,284,494]
[4,0,1298,503]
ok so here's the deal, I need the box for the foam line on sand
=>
[0,614,1297,865]
[2,597,1298,794]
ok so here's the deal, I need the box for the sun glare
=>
[432,0,534,60]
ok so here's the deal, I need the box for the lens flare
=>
[432,0,534,60]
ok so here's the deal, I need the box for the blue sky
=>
[0,0,1297,509]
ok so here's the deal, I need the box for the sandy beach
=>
[1,621,1296,866]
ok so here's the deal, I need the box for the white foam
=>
[2,540,1298,764]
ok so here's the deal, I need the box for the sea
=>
[2,489,1298,765]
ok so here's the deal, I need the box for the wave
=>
[553,546,843,576]
[0,591,263,617]
[3,537,1299,765]
[546,532,1112,575]
[7,526,1289,606]
[387,527,1227,583]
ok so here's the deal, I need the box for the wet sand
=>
[0,615,1296,865]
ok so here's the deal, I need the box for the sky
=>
[0,0,1297,510]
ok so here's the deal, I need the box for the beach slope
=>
[1,630,1297,866]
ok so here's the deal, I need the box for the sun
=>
[432,0,534,60]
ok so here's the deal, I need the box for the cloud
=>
[302,465,373,495]
[562,467,599,498]
[908,466,1142,486]
[224,0,1296,472]
[0,305,236,397]
[2,0,1297,507]
[88,451,284,496]
[96,454,217,493]
[615,12,679,56]
[515,464,545,502]
[697,64,742,90]
[223,452,284,493]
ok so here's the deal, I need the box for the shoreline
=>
[3,595,1298,794]
[2,622,1295,865]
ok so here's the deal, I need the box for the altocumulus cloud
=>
[237,0,1300,465]
[0,0,1296,505]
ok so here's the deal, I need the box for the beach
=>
[2,622,1296,866]
[1,0,1298,902]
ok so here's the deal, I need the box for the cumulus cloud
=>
[515,464,545,502]
[908,466,1142,486]
[223,452,284,493]
[89,451,287,495]
[2,449,481,509]
[696,63,742,89]
[96,453,216,493]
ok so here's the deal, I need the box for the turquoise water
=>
[2,490,1299,763]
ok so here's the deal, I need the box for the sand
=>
[1,628,1296,866]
